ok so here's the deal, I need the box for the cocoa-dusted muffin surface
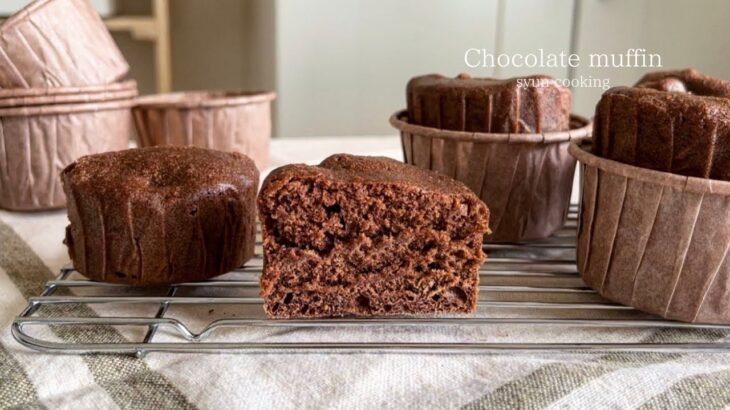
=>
[258,154,490,318]
[406,73,572,133]
[62,146,259,285]
[593,85,730,181]
[636,68,730,97]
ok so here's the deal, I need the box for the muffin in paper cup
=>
[0,99,133,211]
[0,0,129,88]
[132,91,276,171]
[390,110,591,242]
[570,143,730,324]
[0,80,138,108]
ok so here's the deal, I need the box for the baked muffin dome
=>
[636,68,730,97]
[62,146,259,285]
[406,73,572,133]
[593,69,730,181]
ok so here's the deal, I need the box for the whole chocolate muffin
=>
[62,146,258,285]
[577,69,730,324]
[593,79,730,181]
[258,154,490,318]
[406,73,572,133]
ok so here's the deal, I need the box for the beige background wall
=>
[572,0,730,118]
[115,0,574,137]
[113,0,275,93]
[275,0,500,137]
[113,0,730,137]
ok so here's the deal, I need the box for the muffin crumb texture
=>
[258,154,490,318]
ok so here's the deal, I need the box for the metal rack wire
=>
[12,205,730,356]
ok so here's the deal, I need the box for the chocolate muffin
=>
[406,73,572,133]
[593,85,730,181]
[258,154,490,318]
[62,146,258,285]
[576,69,730,324]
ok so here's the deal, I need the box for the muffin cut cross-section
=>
[258,154,490,318]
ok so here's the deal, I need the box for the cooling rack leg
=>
[137,286,179,358]
[17,271,70,318]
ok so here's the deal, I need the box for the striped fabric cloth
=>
[1,137,730,409]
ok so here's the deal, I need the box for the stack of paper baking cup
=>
[0,0,136,211]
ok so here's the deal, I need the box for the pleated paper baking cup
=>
[0,0,129,88]
[0,80,138,108]
[391,110,591,242]
[133,91,276,171]
[570,143,730,324]
[0,99,133,211]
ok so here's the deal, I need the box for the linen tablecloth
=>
[1,136,730,409]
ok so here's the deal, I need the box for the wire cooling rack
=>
[12,204,730,356]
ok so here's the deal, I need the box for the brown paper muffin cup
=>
[0,0,129,88]
[0,80,138,108]
[0,99,133,211]
[570,143,730,324]
[133,91,276,171]
[391,110,591,242]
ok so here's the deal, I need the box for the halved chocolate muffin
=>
[258,154,490,318]
[62,146,258,285]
